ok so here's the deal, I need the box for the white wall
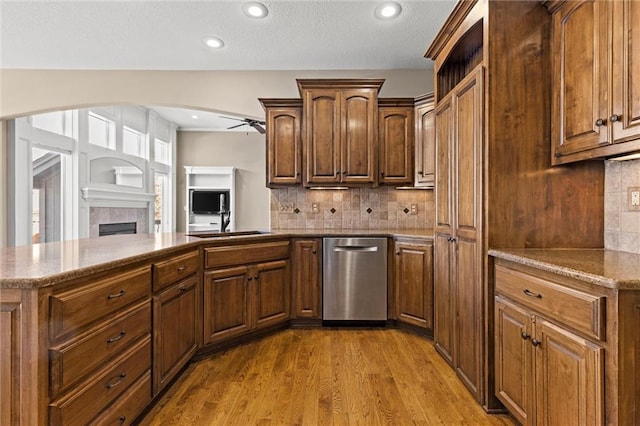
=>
[0,68,434,245]
[177,131,269,232]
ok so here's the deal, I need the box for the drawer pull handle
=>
[523,289,542,299]
[179,286,188,292]
[106,372,127,389]
[107,290,126,299]
[521,332,530,340]
[531,339,541,347]
[107,331,126,343]
[177,265,187,272]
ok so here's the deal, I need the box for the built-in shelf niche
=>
[185,166,236,233]
[436,20,484,100]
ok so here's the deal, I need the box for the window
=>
[32,147,63,243]
[31,111,71,136]
[123,126,146,158]
[154,173,171,232]
[88,112,115,149]
[154,138,170,165]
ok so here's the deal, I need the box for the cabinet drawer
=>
[50,266,151,341]
[49,336,151,426]
[204,240,290,269]
[50,300,151,396]
[495,265,605,341]
[152,250,200,292]
[90,370,151,426]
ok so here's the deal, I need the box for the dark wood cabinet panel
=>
[434,96,453,233]
[203,266,252,345]
[433,233,454,366]
[303,89,342,184]
[415,94,435,188]
[378,102,414,186]
[292,239,321,318]
[494,297,532,426]
[394,240,433,331]
[153,277,198,395]
[253,260,291,329]
[260,99,303,187]
[551,0,640,163]
[341,90,377,184]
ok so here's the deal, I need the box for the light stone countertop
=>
[489,248,640,290]
[0,229,434,289]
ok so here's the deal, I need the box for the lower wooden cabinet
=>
[393,238,433,331]
[495,296,604,425]
[152,276,199,395]
[203,240,291,345]
[292,239,322,318]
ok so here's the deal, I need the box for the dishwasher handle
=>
[332,245,379,252]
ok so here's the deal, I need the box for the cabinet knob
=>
[595,118,606,127]
[119,416,126,424]
[418,170,423,175]
[179,286,187,292]
[254,275,259,280]
[312,249,317,254]
[380,172,385,177]
[531,339,541,347]
[248,277,253,281]
[296,172,300,177]
[610,114,621,123]
[521,332,530,340]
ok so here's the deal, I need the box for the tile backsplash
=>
[604,158,640,254]
[270,187,434,230]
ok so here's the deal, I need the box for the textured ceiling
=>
[0,0,456,70]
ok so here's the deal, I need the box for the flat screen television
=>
[190,190,229,214]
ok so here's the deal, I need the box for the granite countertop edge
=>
[489,248,640,290]
[0,229,434,289]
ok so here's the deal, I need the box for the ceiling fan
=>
[221,116,266,134]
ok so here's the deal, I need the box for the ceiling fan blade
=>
[227,123,247,129]
[251,123,266,134]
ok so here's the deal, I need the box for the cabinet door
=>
[612,0,640,143]
[303,89,341,185]
[433,233,454,365]
[153,276,198,395]
[266,106,302,186]
[415,103,435,187]
[394,241,433,330]
[552,0,610,158]
[495,297,533,426]
[434,96,453,234]
[341,89,377,184]
[203,266,251,344]
[534,319,604,426]
[293,239,321,318]
[253,259,291,330]
[379,106,414,185]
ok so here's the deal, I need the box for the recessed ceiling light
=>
[191,115,198,119]
[242,2,268,18]
[375,2,402,20]
[203,37,225,49]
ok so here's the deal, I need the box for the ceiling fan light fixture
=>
[203,37,225,49]
[242,2,268,18]
[375,2,402,20]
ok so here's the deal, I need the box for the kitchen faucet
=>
[219,193,231,232]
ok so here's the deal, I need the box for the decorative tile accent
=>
[330,208,336,214]
[403,207,410,214]
[294,208,300,214]
[366,208,372,214]
[604,159,640,254]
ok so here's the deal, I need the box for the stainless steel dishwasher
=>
[323,237,387,323]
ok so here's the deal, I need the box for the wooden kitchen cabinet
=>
[494,264,606,425]
[292,239,322,319]
[259,99,303,187]
[393,238,433,332]
[414,93,435,188]
[433,68,484,400]
[298,79,383,186]
[378,98,414,186]
[203,240,291,345]
[550,0,640,164]
[152,276,198,395]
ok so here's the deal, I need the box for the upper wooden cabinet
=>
[297,79,383,186]
[378,98,415,186]
[550,0,640,164]
[414,93,435,188]
[259,99,302,187]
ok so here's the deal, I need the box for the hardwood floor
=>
[140,329,514,425]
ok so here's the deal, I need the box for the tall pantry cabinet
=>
[425,0,604,410]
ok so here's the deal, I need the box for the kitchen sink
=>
[186,230,270,238]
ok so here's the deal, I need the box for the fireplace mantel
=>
[81,187,156,209]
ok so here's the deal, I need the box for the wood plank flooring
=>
[140,329,514,425]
